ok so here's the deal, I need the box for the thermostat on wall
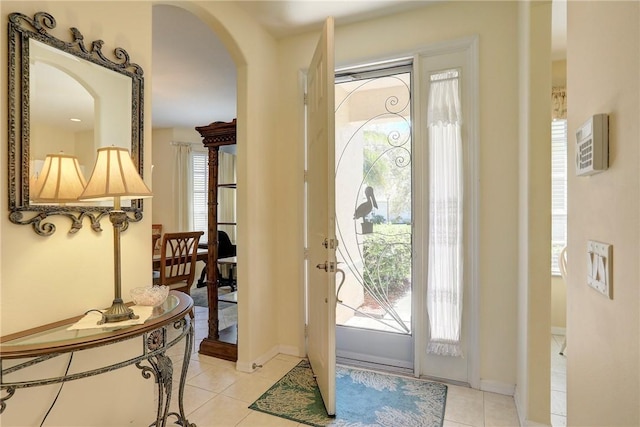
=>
[576,114,608,176]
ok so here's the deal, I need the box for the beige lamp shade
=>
[32,153,87,203]
[80,146,152,207]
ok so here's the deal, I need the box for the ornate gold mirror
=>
[8,11,144,235]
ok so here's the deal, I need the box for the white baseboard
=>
[278,344,305,358]
[551,327,566,336]
[480,379,516,396]
[236,345,280,373]
[514,385,551,427]
[514,386,525,426]
[336,350,413,371]
[237,344,304,372]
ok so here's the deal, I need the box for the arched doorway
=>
[151,3,239,359]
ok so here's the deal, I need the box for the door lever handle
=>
[316,261,336,272]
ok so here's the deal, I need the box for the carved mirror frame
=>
[7,11,145,236]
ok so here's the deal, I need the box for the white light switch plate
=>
[587,240,612,299]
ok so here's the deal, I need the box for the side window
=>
[192,151,208,241]
[551,118,567,274]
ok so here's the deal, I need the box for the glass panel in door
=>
[334,67,413,370]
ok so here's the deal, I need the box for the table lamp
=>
[80,146,152,324]
[31,153,87,203]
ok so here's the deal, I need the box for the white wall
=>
[566,2,639,425]
[0,2,155,425]
[151,126,203,233]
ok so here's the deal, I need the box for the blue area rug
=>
[249,359,447,426]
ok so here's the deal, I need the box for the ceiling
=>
[151,1,438,130]
[151,1,567,130]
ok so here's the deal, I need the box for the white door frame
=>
[412,36,480,388]
[301,35,480,390]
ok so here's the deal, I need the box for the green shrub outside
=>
[362,224,411,296]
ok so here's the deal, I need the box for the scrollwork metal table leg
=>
[137,328,175,427]
[166,318,196,427]
[1,387,16,414]
[137,353,173,427]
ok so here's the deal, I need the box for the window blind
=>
[551,119,567,275]
[192,151,208,242]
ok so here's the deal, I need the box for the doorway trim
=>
[323,35,480,387]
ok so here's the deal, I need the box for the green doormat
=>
[249,360,447,426]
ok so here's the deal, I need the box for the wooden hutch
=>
[195,119,237,361]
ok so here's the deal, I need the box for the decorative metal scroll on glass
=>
[334,71,412,334]
[7,12,145,236]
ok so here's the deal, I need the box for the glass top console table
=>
[0,291,196,427]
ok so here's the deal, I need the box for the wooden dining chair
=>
[152,234,161,255]
[152,223,163,253]
[157,231,204,298]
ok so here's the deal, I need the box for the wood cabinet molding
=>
[196,119,238,361]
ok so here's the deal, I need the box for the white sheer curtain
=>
[426,69,464,357]
[172,142,192,231]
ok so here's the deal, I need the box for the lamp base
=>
[97,298,139,325]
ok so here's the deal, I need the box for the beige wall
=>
[566,2,639,425]
[151,128,177,231]
[11,1,631,425]
[515,2,552,423]
[552,59,567,87]
[1,1,285,423]
[274,1,523,389]
[1,1,153,331]
[0,2,155,425]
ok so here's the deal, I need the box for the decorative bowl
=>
[130,285,169,307]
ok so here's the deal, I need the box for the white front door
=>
[305,17,336,416]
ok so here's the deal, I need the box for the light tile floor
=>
[164,306,521,426]
[550,334,567,427]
